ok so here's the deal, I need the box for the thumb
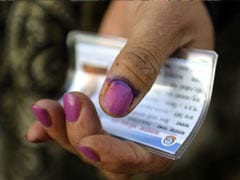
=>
[99,2,213,117]
[99,40,181,118]
[99,9,184,117]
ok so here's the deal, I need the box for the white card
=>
[62,31,218,159]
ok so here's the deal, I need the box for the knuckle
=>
[123,46,161,86]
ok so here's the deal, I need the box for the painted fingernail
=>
[32,105,52,127]
[77,145,100,162]
[63,93,80,122]
[103,80,134,116]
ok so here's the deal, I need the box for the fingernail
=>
[32,105,52,127]
[77,145,100,162]
[63,93,80,122]
[103,80,134,116]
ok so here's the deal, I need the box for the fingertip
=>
[78,135,143,172]
[77,144,101,163]
[25,122,52,143]
[63,93,81,122]
[79,135,172,174]
[62,92,104,155]
[31,98,75,152]
[100,78,136,117]
[64,92,103,133]
[32,104,52,127]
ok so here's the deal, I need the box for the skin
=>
[26,1,214,180]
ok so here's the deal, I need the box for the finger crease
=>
[121,61,150,87]
[137,46,162,69]
[129,51,147,65]
[127,51,158,82]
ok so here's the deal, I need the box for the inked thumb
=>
[99,29,183,117]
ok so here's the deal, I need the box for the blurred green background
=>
[0,1,240,180]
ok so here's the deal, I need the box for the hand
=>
[26,1,214,179]
[99,1,214,117]
[26,92,173,180]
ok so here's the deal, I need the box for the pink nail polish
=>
[77,145,100,162]
[103,80,134,116]
[32,105,52,127]
[63,93,80,122]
